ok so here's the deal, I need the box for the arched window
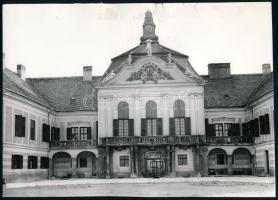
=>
[174,100,185,117]
[169,100,190,136]
[118,101,129,119]
[145,101,157,118]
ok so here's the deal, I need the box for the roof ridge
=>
[27,76,102,80]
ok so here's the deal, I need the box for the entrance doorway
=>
[142,151,165,177]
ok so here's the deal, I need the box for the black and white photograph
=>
[2,2,275,197]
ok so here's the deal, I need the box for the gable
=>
[98,56,205,87]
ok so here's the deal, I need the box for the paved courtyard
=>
[3,177,275,197]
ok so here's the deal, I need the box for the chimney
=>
[83,66,92,81]
[208,63,231,79]
[262,64,271,74]
[17,64,26,81]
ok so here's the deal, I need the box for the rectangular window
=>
[175,118,186,135]
[215,123,223,137]
[71,127,79,140]
[42,124,50,142]
[15,115,25,137]
[119,120,129,137]
[80,127,88,140]
[79,156,87,168]
[178,154,188,165]
[40,157,49,169]
[146,119,157,136]
[119,155,129,167]
[28,156,38,169]
[11,155,23,169]
[224,123,232,136]
[216,154,225,165]
[30,120,36,140]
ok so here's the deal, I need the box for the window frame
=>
[146,118,157,136]
[177,154,188,166]
[79,156,88,168]
[216,153,225,165]
[40,157,49,169]
[119,155,129,167]
[11,155,23,169]
[28,156,38,169]
[174,117,186,135]
[30,119,36,140]
[80,127,89,140]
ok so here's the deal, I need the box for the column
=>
[106,146,110,178]
[48,158,53,179]
[130,146,136,177]
[72,157,77,178]
[227,155,233,176]
[162,95,169,135]
[135,146,139,176]
[195,145,200,176]
[202,147,209,176]
[167,145,171,175]
[251,154,256,176]
[171,146,175,176]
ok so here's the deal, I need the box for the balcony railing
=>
[98,135,206,146]
[206,136,253,144]
[49,140,97,150]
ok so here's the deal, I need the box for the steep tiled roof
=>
[27,76,101,112]
[245,73,273,104]
[201,74,268,108]
[3,68,51,107]
[101,42,189,81]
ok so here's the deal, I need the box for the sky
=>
[3,3,273,78]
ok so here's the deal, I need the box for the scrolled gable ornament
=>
[126,62,174,83]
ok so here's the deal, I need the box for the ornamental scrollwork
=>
[126,62,174,83]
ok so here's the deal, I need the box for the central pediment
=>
[98,56,205,87]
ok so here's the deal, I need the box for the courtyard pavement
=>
[4,176,275,189]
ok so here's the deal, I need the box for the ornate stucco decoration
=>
[212,117,235,123]
[126,62,174,83]
[68,121,91,127]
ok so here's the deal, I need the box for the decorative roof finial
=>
[140,10,159,44]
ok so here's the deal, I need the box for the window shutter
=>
[232,123,240,136]
[21,116,26,137]
[87,127,92,139]
[15,115,21,137]
[250,120,255,137]
[56,128,60,140]
[264,114,270,134]
[157,118,163,136]
[185,117,191,135]
[242,123,247,136]
[51,127,56,141]
[205,118,209,136]
[96,121,98,140]
[259,116,265,135]
[208,124,216,136]
[67,128,72,140]
[42,124,46,142]
[46,125,50,142]
[128,119,134,136]
[254,118,259,137]
[113,119,119,137]
[141,118,147,136]
[169,118,175,135]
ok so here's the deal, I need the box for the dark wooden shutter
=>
[15,115,21,137]
[208,124,216,136]
[21,116,26,137]
[265,114,270,134]
[259,116,265,134]
[67,128,72,140]
[254,118,259,136]
[169,118,175,135]
[87,127,92,139]
[205,118,209,136]
[56,128,60,140]
[51,127,56,141]
[128,119,134,136]
[141,119,146,136]
[232,123,240,136]
[46,125,50,142]
[242,123,247,136]
[250,120,255,137]
[96,121,98,140]
[113,119,119,137]
[42,124,46,141]
[185,117,191,135]
[157,118,163,136]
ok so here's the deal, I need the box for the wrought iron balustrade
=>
[206,136,253,144]
[99,135,206,146]
[49,140,97,150]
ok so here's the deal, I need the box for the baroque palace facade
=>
[3,11,275,182]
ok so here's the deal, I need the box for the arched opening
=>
[208,148,228,176]
[141,151,165,177]
[118,101,129,119]
[174,99,185,117]
[76,151,97,178]
[53,152,72,178]
[232,148,252,175]
[146,100,157,118]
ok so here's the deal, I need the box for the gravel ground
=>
[3,179,275,197]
